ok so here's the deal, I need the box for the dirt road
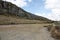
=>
[0,24,55,40]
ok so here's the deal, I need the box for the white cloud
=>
[35,13,46,17]
[35,12,60,21]
[3,0,28,7]
[44,0,60,21]
[28,0,32,2]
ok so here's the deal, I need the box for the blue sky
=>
[3,0,60,21]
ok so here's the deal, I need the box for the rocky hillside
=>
[0,1,53,24]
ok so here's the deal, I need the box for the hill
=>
[0,1,53,24]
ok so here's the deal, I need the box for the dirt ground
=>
[0,24,55,40]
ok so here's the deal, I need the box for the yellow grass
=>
[0,15,47,24]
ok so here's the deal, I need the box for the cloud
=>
[28,0,32,2]
[35,12,60,21]
[3,0,28,7]
[44,0,60,21]
[35,13,46,17]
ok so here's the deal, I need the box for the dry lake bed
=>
[0,24,55,40]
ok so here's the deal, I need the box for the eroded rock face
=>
[0,1,52,22]
[0,1,25,16]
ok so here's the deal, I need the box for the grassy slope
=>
[0,15,49,24]
[0,1,53,24]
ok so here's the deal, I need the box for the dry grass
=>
[47,24,60,39]
[0,15,47,24]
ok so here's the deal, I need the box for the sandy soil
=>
[0,24,55,40]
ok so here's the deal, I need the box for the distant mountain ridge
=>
[0,1,53,24]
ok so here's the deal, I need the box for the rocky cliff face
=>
[0,1,25,16]
[0,1,33,19]
[0,1,52,22]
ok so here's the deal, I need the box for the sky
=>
[3,0,60,21]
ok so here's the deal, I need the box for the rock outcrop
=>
[0,1,52,22]
[0,1,25,16]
